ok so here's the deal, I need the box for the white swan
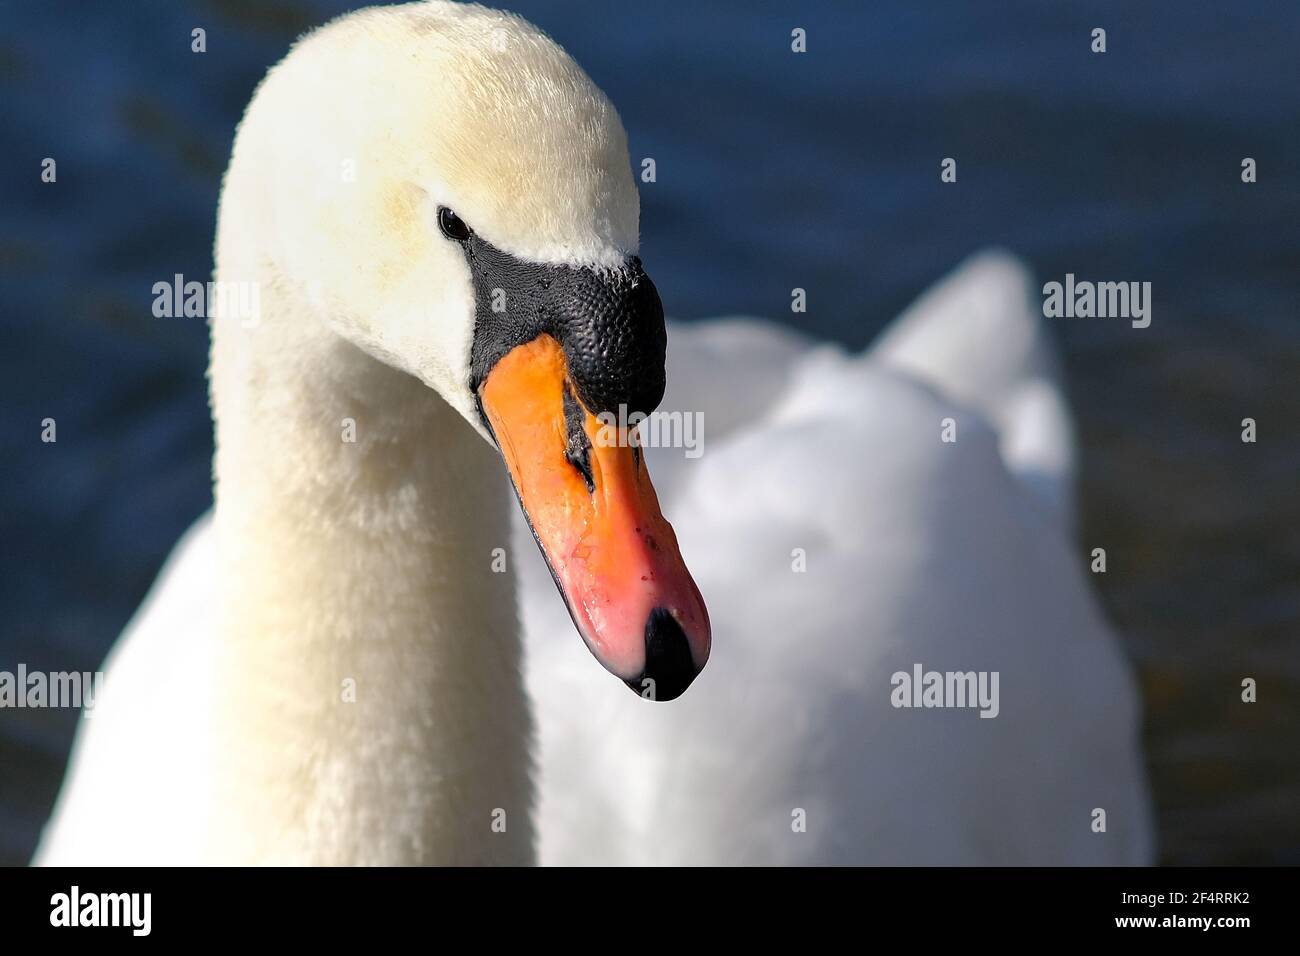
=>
[36,2,1153,866]
[525,253,1153,864]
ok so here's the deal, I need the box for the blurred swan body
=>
[525,252,1153,864]
[35,3,1152,865]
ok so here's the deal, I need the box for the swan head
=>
[237,2,709,699]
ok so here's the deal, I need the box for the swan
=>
[523,252,1154,865]
[36,2,1153,866]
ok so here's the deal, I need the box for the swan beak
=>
[480,334,711,701]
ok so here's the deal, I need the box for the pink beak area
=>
[480,335,711,701]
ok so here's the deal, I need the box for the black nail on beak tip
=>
[623,607,700,702]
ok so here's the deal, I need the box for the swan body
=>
[526,254,1152,864]
[36,3,1152,865]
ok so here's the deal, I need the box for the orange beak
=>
[479,334,710,700]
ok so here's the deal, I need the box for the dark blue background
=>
[2,0,1297,864]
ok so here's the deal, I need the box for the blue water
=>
[2,0,1297,864]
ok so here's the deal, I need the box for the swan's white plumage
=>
[36,516,215,865]
[522,252,1152,865]
[872,251,1077,524]
[39,254,1153,866]
[35,3,1152,865]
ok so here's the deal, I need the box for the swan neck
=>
[205,281,533,864]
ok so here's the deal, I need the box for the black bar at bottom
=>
[0,866,1287,940]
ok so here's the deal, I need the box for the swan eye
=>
[437,206,471,242]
